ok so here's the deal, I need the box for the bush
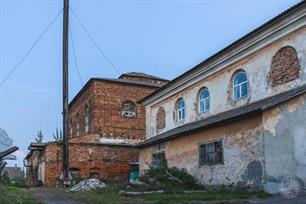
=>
[10,176,26,187]
[137,166,204,192]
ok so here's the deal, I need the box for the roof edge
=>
[139,1,306,105]
[137,84,306,148]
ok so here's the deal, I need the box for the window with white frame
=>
[85,105,90,134]
[233,70,248,100]
[199,87,210,113]
[177,98,186,121]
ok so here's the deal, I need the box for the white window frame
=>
[177,99,185,122]
[199,88,210,113]
[233,71,248,101]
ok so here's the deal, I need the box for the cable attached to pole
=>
[70,7,121,75]
[0,9,63,89]
[69,24,84,85]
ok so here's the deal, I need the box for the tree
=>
[35,130,43,143]
[53,128,63,142]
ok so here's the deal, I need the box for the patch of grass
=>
[66,183,269,204]
[138,190,270,204]
[0,185,40,204]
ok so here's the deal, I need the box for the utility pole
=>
[62,0,70,184]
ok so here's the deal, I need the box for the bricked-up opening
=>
[121,101,136,118]
[156,107,166,131]
[84,104,90,134]
[269,46,300,87]
[76,113,80,137]
[199,140,223,166]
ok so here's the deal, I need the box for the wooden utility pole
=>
[62,0,69,184]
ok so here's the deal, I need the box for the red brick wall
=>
[91,81,157,140]
[156,107,166,132]
[44,142,139,186]
[68,80,159,140]
[268,46,300,87]
[69,83,94,138]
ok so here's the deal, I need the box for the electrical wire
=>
[70,7,121,75]
[69,24,84,85]
[0,9,63,89]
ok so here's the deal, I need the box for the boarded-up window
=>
[199,140,223,166]
[156,107,166,130]
[152,152,166,167]
[269,46,299,87]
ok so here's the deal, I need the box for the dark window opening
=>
[90,172,100,179]
[199,140,223,166]
[152,152,166,167]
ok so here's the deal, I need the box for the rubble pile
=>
[69,178,106,191]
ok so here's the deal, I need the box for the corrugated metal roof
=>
[137,84,306,148]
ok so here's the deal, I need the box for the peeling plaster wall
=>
[263,93,306,193]
[146,27,306,139]
[140,114,265,187]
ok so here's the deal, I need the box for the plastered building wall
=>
[140,114,264,187]
[146,27,306,138]
[263,93,306,193]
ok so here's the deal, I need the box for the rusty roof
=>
[137,84,306,148]
[119,72,169,82]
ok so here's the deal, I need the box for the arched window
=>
[269,46,299,87]
[233,70,248,100]
[177,98,186,121]
[84,105,90,133]
[199,87,210,113]
[121,101,136,117]
[156,107,166,130]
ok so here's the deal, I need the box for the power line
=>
[70,7,121,75]
[0,9,63,89]
[69,24,84,85]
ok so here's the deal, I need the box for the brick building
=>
[138,2,306,193]
[25,73,168,186]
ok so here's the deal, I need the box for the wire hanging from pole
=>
[69,24,84,85]
[0,9,64,89]
[70,7,121,76]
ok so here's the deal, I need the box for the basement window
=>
[199,140,223,166]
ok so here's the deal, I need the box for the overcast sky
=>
[0,0,301,167]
